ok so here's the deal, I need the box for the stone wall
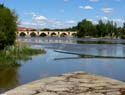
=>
[2,71,125,95]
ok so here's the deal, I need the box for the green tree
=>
[106,21,117,37]
[41,28,50,31]
[76,19,121,38]
[0,4,18,49]
[121,22,125,38]
[0,32,6,49]
[116,27,122,38]
[69,26,78,31]
[96,20,107,37]
[77,19,96,37]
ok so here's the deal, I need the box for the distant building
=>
[17,27,33,31]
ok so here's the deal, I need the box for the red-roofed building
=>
[17,27,33,31]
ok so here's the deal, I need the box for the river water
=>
[1,37,125,93]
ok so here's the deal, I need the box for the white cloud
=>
[25,12,47,21]
[89,0,98,2]
[101,8,113,13]
[24,12,37,17]
[101,16,109,20]
[87,19,98,24]
[79,5,94,10]
[33,15,47,21]
[21,21,38,26]
[96,16,110,21]
[22,12,76,29]
[65,20,75,24]
[21,20,46,26]
[96,16,125,25]
[113,18,124,23]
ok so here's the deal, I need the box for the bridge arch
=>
[17,31,77,37]
[60,33,68,37]
[30,32,37,37]
[50,32,58,37]
[19,32,26,37]
[39,33,47,37]
[71,33,77,37]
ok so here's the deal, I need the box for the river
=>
[1,37,125,93]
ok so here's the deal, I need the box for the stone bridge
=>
[17,31,77,37]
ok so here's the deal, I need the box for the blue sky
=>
[1,0,125,29]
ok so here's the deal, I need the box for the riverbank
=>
[0,41,45,68]
[2,71,125,95]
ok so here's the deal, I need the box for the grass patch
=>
[0,41,45,68]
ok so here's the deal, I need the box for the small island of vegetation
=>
[0,41,45,68]
[0,4,45,68]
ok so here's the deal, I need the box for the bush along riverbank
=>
[0,41,45,68]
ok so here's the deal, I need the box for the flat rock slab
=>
[2,71,125,95]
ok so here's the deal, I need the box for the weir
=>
[54,50,125,59]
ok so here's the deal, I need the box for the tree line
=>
[0,4,17,50]
[70,19,125,38]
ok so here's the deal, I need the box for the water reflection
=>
[51,44,125,57]
[18,37,125,44]
[19,37,125,57]
[18,37,76,44]
[0,68,19,93]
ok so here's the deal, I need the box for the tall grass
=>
[0,41,45,68]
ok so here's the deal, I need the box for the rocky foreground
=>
[2,71,125,95]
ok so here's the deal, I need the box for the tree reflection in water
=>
[0,68,19,93]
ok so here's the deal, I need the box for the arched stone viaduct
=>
[17,31,77,37]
